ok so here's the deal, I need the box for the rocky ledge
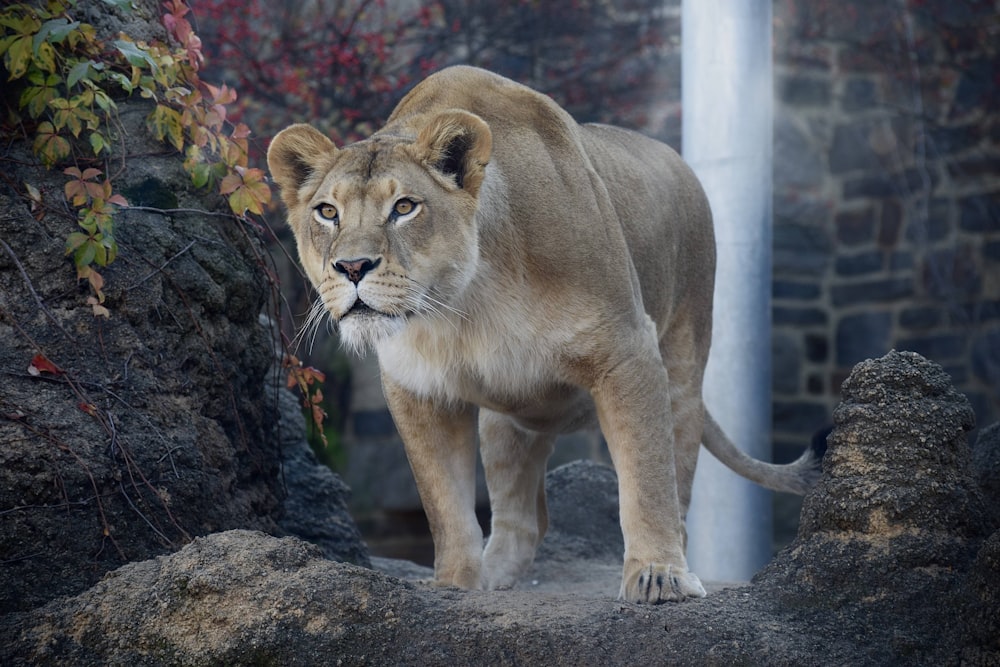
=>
[2,350,997,666]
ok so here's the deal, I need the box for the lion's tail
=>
[701,409,827,495]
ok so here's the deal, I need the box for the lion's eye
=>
[392,198,419,219]
[314,204,339,224]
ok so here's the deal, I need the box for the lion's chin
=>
[337,306,405,356]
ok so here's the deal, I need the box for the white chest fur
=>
[376,315,559,411]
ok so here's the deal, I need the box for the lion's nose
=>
[334,257,380,284]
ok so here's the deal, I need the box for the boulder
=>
[276,388,370,567]
[0,0,367,612]
[0,103,283,612]
[754,350,993,664]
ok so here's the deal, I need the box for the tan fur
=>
[268,66,819,603]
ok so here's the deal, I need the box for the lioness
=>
[268,66,819,603]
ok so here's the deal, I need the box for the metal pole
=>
[682,0,774,582]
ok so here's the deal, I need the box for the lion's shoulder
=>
[386,67,578,152]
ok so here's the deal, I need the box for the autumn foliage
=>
[194,0,681,153]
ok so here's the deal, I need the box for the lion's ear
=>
[267,124,337,208]
[413,110,492,197]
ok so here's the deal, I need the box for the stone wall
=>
[337,0,1000,559]
[771,0,1000,463]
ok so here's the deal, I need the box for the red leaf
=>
[28,354,62,376]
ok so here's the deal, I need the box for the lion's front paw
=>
[621,563,706,603]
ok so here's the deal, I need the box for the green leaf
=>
[102,0,136,10]
[74,238,98,267]
[33,19,80,53]
[102,236,119,265]
[33,40,56,73]
[89,131,106,155]
[78,216,97,234]
[67,59,92,88]
[72,101,100,133]
[93,89,115,112]
[0,12,40,35]
[147,104,184,151]
[93,241,108,266]
[3,34,33,80]
[106,71,133,93]
[19,72,60,117]
[65,231,90,253]
[114,39,157,75]
[0,34,18,59]
[189,161,211,188]
[67,22,97,50]
[49,96,83,136]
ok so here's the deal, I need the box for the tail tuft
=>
[810,425,832,461]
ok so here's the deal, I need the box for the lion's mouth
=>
[341,299,409,321]
[343,300,380,319]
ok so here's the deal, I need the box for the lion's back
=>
[388,66,714,326]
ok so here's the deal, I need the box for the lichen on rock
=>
[800,349,984,539]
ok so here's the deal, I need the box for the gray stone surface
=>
[0,0,367,615]
[0,102,283,613]
[836,311,893,365]
[276,389,371,567]
[971,422,1000,530]
[772,332,803,394]
[2,352,995,665]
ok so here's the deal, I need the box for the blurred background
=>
[190,0,1000,565]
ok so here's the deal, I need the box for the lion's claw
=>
[624,564,706,603]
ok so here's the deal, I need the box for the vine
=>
[0,0,325,437]
[0,0,271,304]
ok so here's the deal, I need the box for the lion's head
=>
[267,110,492,353]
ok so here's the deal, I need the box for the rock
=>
[538,459,623,562]
[276,388,371,567]
[961,529,1000,664]
[0,0,368,613]
[0,530,824,666]
[2,354,996,664]
[802,349,982,538]
[971,422,1000,529]
[755,350,992,664]
[0,103,284,612]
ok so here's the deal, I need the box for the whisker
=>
[293,297,331,354]
[425,292,470,321]
[399,284,465,335]
[401,277,471,322]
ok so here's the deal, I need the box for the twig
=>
[122,204,238,220]
[118,479,173,546]
[14,419,126,561]
[125,240,195,289]
[0,498,96,516]
[0,238,74,342]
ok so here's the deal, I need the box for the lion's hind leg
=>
[479,410,555,590]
